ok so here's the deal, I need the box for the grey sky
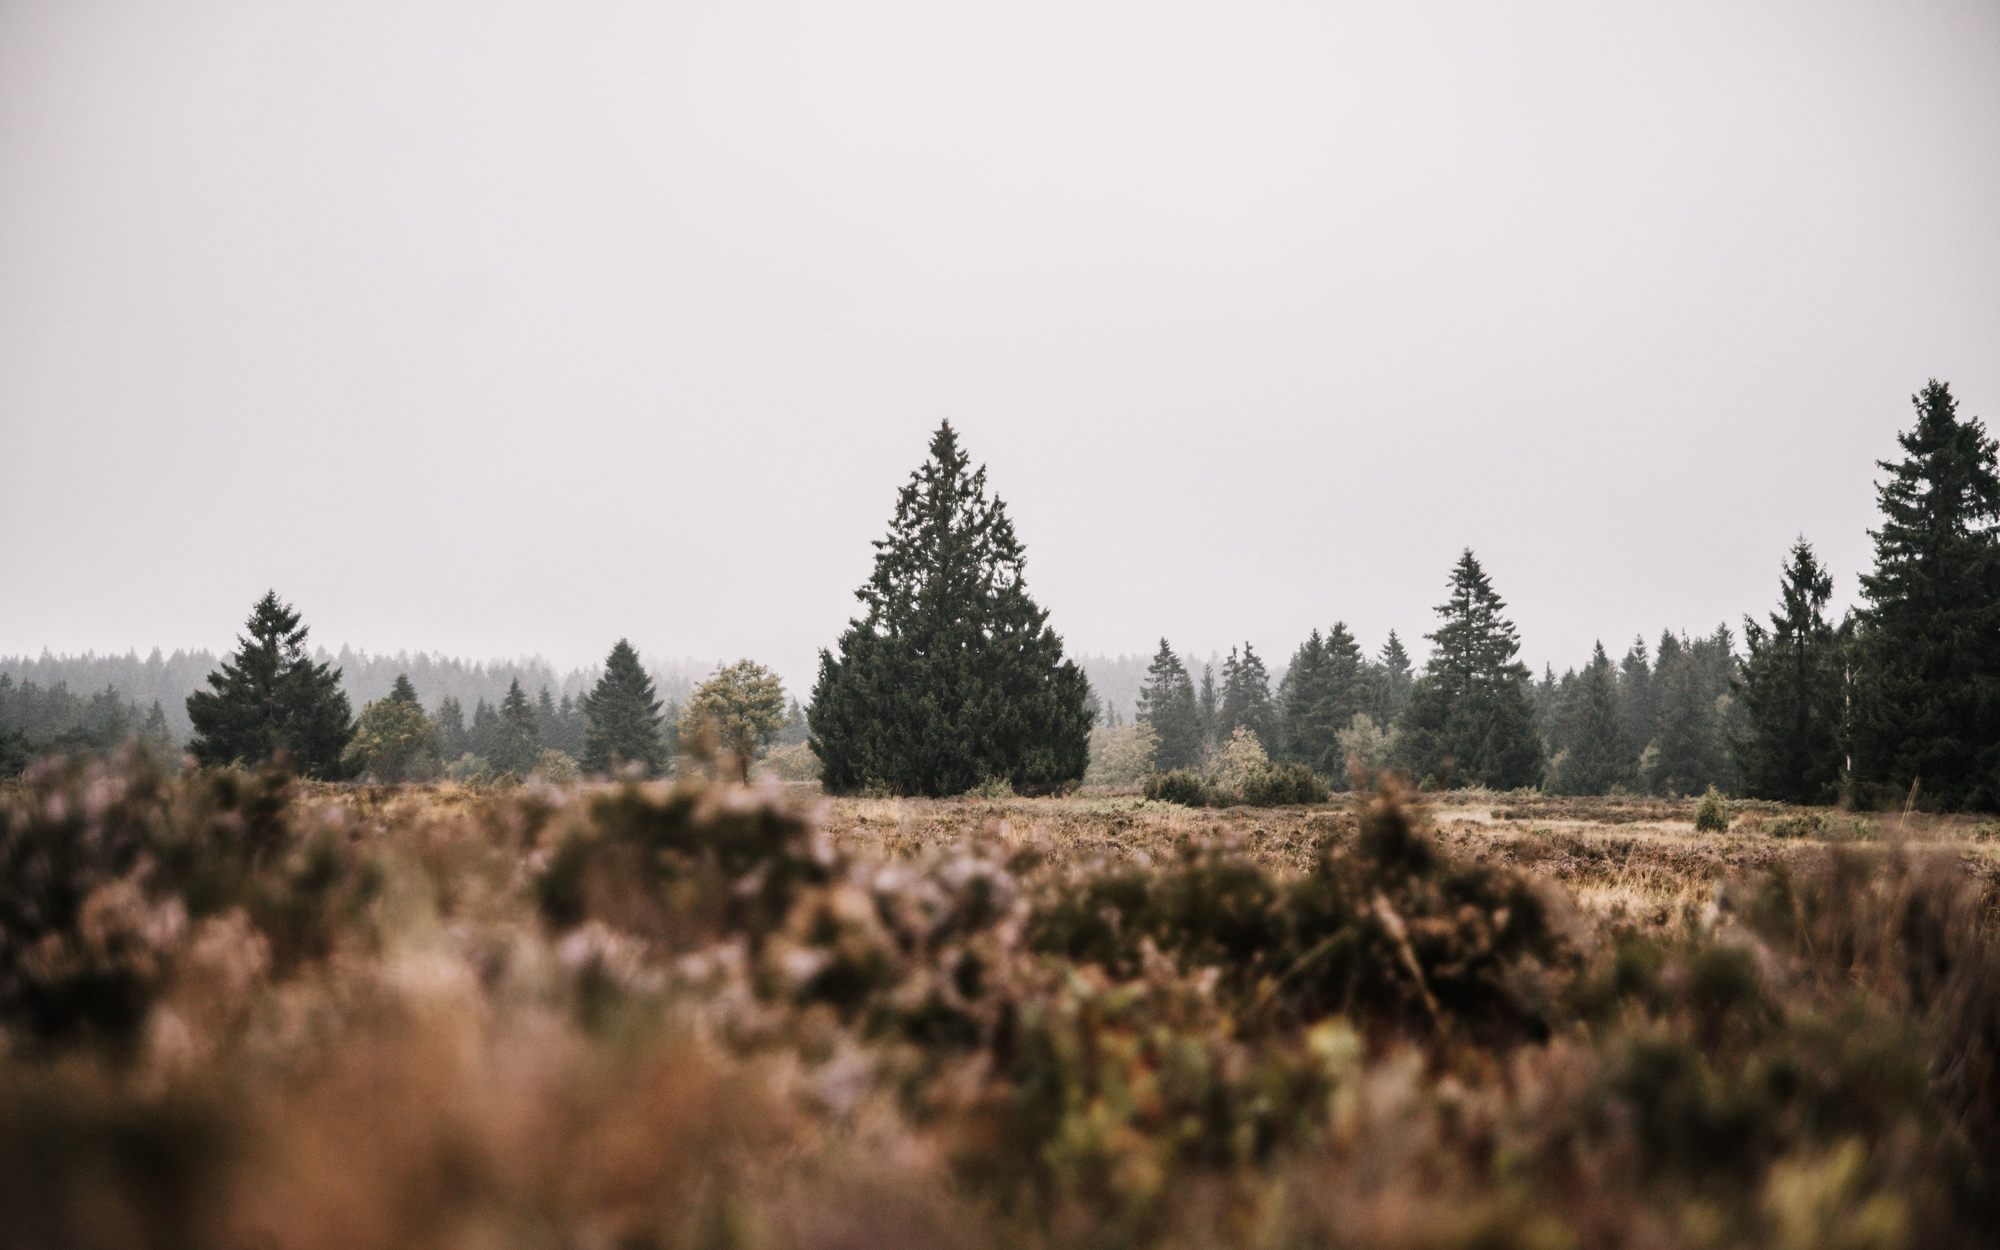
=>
[3,0,1997,695]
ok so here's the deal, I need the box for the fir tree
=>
[1370,631,1415,725]
[1196,664,1219,756]
[1548,643,1631,794]
[1735,539,1847,805]
[809,424,1092,796]
[389,674,420,705]
[1852,380,2000,810]
[1218,643,1276,751]
[469,698,499,760]
[1394,551,1545,789]
[432,695,469,761]
[1616,637,1656,761]
[185,591,353,777]
[1279,625,1367,774]
[489,678,541,777]
[1138,639,1202,772]
[1643,630,1732,797]
[581,639,667,776]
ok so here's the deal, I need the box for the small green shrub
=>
[1767,811,1828,839]
[1143,769,1212,807]
[1692,786,1730,832]
[967,775,1015,801]
[1235,762,1329,806]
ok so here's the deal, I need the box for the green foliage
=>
[488,679,542,778]
[1143,768,1213,806]
[535,749,579,784]
[1851,380,2000,810]
[809,423,1093,796]
[581,639,667,776]
[341,691,435,783]
[1235,761,1329,805]
[1370,629,1415,725]
[1085,721,1156,786]
[1548,642,1634,795]
[1394,550,1546,789]
[967,775,1015,800]
[1335,711,1394,782]
[1217,643,1274,751]
[1277,624,1367,774]
[1767,811,1828,839]
[1693,786,1730,832]
[1644,627,1739,797]
[682,659,787,772]
[1137,640,1202,772]
[754,740,821,782]
[185,592,353,778]
[1736,539,1848,805]
[0,674,166,772]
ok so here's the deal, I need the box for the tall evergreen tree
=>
[1279,625,1368,774]
[388,674,420,705]
[1735,539,1847,805]
[185,591,353,777]
[1394,551,1545,789]
[432,695,469,761]
[1218,643,1276,750]
[1548,643,1631,794]
[1616,636,1657,763]
[1852,380,2000,810]
[1370,631,1415,725]
[1138,640,1202,772]
[469,698,499,760]
[581,639,667,776]
[1196,664,1219,757]
[490,678,542,777]
[809,423,1093,795]
[1643,631,1730,797]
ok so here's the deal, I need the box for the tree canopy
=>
[185,591,352,777]
[581,639,667,776]
[809,423,1092,795]
[1394,551,1544,789]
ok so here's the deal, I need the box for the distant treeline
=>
[0,648,712,749]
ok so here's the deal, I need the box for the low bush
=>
[1235,761,1329,806]
[1143,768,1212,806]
[1693,785,1730,832]
[1768,811,1827,838]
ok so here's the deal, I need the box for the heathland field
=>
[10,754,2000,1250]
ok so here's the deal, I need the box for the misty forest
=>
[8,380,2000,1249]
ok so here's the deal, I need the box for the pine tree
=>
[1138,639,1202,772]
[809,424,1092,796]
[432,695,469,761]
[1548,643,1631,794]
[1196,664,1219,757]
[470,698,499,760]
[1371,631,1415,725]
[1735,539,1846,805]
[389,674,420,705]
[1218,643,1276,750]
[489,678,541,777]
[185,591,353,777]
[1616,637,1656,761]
[1279,625,1367,774]
[581,639,667,776]
[1644,631,1731,797]
[1852,380,2000,810]
[1394,551,1545,789]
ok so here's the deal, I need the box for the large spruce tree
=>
[1394,551,1545,789]
[186,591,353,777]
[1278,624,1367,774]
[1735,539,1847,805]
[1139,640,1203,772]
[809,423,1093,795]
[1852,381,2000,810]
[1218,643,1276,750]
[1548,643,1631,795]
[581,639,667,776]
[490,679,542,777]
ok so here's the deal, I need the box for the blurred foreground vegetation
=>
[5,752,2000,1249]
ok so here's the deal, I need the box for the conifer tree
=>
[1643,631,1733,797]
[1371,631,1415,725]
[1279,625,1367,774]
[185,591,353,777]
[1852,380,2000,810]
[389,674,420,705]
[1218,643,1276,750]
[432,695,469,761]
[1735,539,1847,805]
[470,698,499,760]
[1138,639,1203,772]
[1616,637,1656,760]
[581,639,667,776]
[1196,664,1219,756]
[809,424,1092,795]
[1394,551,1545,789]
[489,678,541,777]
[1548,643,1631,794]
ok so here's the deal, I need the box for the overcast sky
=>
[3,0,1996,693]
